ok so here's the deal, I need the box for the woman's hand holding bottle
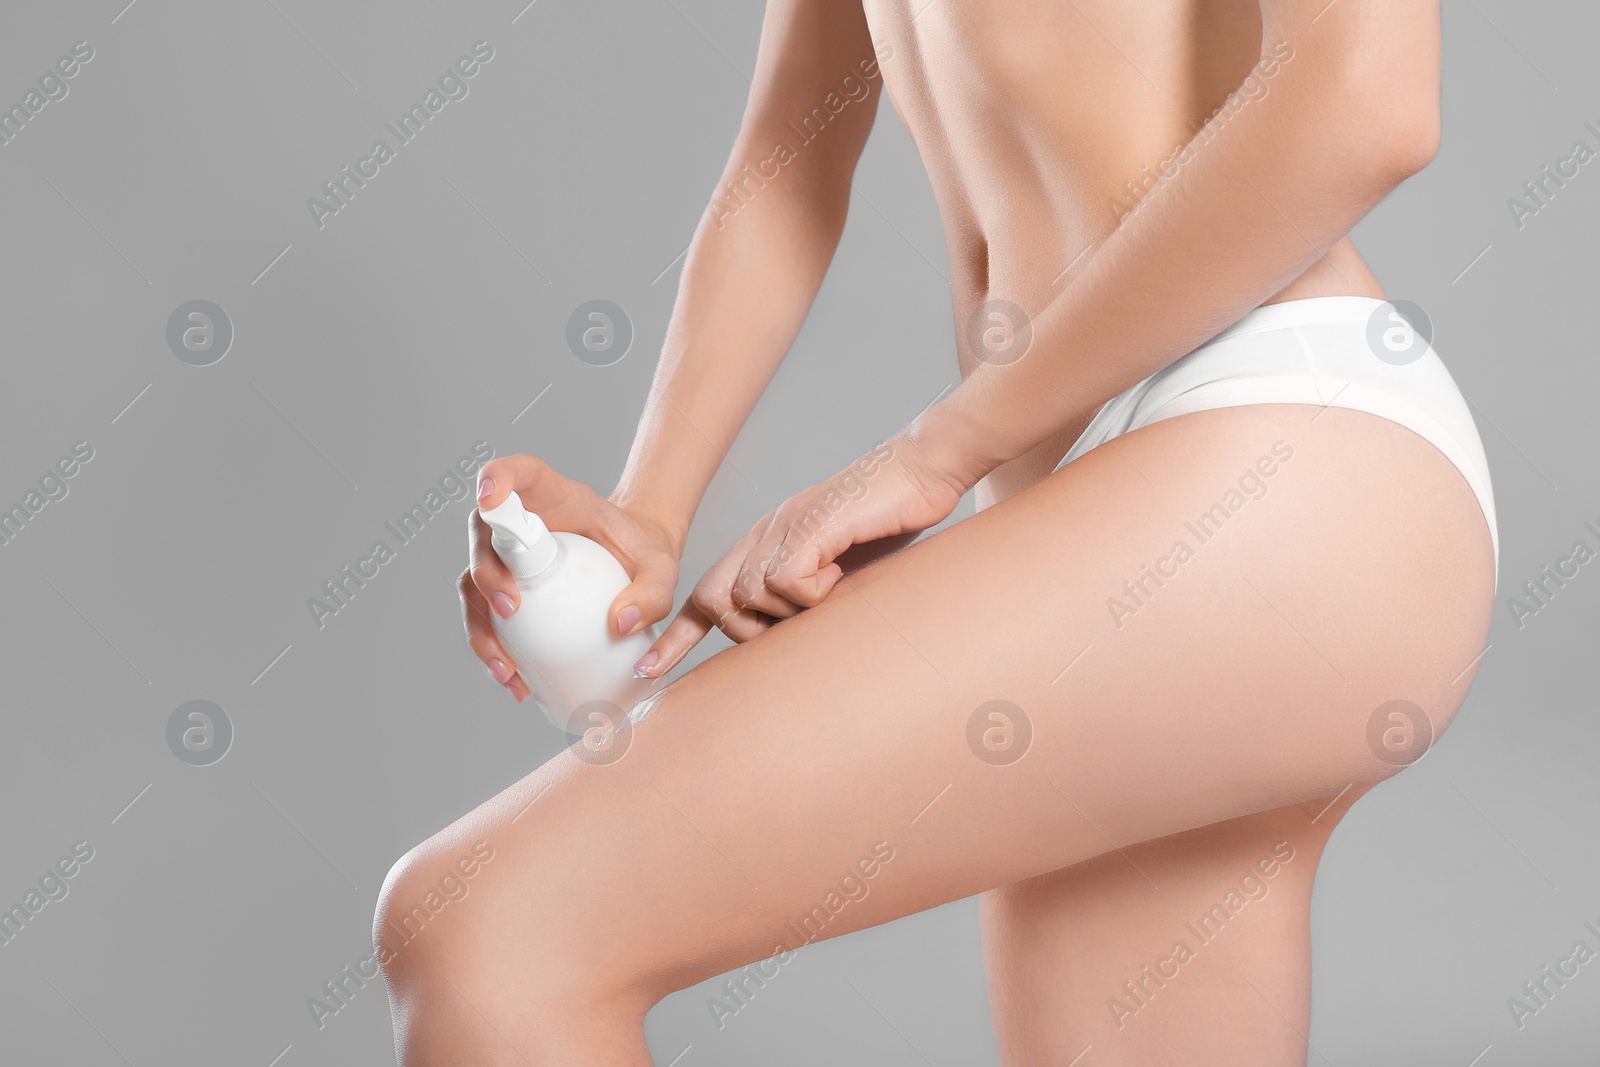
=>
[462,454,682,703]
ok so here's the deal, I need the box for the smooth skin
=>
[391,0,1493,1063]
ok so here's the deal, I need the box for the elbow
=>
[1303,2,1443,187]
[1331,48,1442,186]
[1371,92,1441,183]
[1317,79,1440,194]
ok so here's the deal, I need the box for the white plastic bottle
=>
[478,491,660,734]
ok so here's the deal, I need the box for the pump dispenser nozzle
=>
[478,492,560,578]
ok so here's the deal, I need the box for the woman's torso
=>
[860,0,1388,504]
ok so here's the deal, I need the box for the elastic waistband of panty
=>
[1203,296,1391,346]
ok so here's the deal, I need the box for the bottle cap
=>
[478,491,559,579]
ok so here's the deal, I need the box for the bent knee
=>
[373,834,502,989]
[372,813,664,1012]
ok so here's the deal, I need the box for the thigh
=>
[982,787,1369,1067]
[389,404,1493,1018]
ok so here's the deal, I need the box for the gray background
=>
[0,1,1595,1064]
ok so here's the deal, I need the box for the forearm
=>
[610,188,849,551]
[908,12,1441,489]
[604,0,885,550]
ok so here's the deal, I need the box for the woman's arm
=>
[462,1,885,698]
[610,0,886,553]
[635,0,1446,670]
[904,0,1442,492]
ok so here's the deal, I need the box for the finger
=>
[476,453,618,560]
[733,584,801,620]
[719,517,804,619]
[467,508,521,621]
[768,545,844,608]
[608,546,677,637]
[636,601,717,678]
[475,453,572,513]
[458,569,528,702]
[758,523,839,609]
[728,560,803,620]
[760,555,844,611]
[479,452,619,544]
[634,521,779,677]
[727,532,803,619]
[834,530,920,574]
[741,512,821,610]
[693,587,773,644]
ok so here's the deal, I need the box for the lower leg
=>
[983,788,1368,1066]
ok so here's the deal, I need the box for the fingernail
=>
[491,592,517,618]
[501,681,522,701]
[486,658,512,684]
[477,477,495,501]
[633,650,660,677]
[616,605,641,636]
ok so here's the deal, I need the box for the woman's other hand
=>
[634,436,966,677]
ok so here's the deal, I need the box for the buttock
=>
[1056,296,1499,587]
